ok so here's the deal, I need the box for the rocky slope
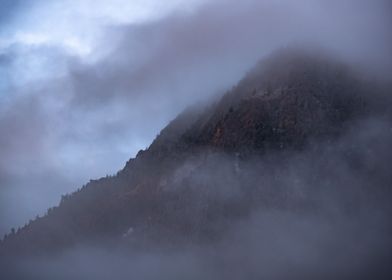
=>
[1,49,391,277]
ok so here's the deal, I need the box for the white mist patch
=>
[122,227,134,238]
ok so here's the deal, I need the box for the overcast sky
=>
[0,0,391,236]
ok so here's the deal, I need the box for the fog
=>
[4,212,390,280]
[1,0,392,278]
[1,110,391,279]
[1,0,391,236]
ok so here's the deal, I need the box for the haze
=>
[0,0,391,237]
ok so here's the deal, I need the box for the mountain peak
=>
[1,49,390,261]
[179,48,367,152]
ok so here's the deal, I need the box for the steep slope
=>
[1,49,391,260]
[184,49,370,151]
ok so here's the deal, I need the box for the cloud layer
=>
[0,0,391,236]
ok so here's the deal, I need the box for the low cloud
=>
[0,0,391,237]
[2,112,392,279]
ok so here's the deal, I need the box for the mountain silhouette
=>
[1,49,391,277]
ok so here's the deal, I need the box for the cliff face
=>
[1,49,391,259]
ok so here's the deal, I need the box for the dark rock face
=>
[184,49,370,153]
[1,49,391,278]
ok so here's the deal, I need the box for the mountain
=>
[1,48,392,279]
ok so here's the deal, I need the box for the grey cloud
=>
[2,112,392,279]
[61,0,392,170]
[0,0,391,237]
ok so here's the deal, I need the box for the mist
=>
[1,0,391,236]
[1,0,392,279]
[2,109,392,279]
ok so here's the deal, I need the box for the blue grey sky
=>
[0,0,391,236]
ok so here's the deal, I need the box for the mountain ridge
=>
[1,49,391,260]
